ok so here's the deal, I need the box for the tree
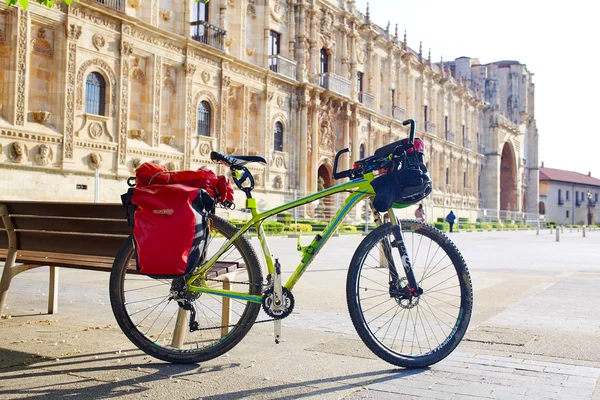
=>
[3,0,207,9]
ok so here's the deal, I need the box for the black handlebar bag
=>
[121,184,213,278]
[371,151,432,213]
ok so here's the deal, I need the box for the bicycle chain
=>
[186,277,276,332]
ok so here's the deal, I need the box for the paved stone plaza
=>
[1,229,599,399]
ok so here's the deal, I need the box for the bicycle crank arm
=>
[274,259,283,343]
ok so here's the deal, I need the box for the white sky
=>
[355,0,599,176]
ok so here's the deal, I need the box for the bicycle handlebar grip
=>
[333,148,350,180]
[402,119,416,144]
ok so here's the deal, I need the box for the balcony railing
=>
[463,138,472,150]
[191,21,226,51]
[269,55,297,80]
[425,121,436,135]
[319,73,351,98]
[446,131,455,143]
[392,106,405,121]
[358,91,375,110]
[92,0,125,12]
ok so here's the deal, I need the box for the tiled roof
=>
[540,167,600,187]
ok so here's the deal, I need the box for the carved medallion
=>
[357,49,366,64]
[128,0,141,8]
[88,122,103,139]
[32,111,51,124]
[273,175,283,189]
[166,161,176,170]
[246,47,255,56]
[132,158,142,170]
[89,152,102,170]
[201,70,210,84]
[277,96,285,108]
[199,142,211,156]
[161,10,172,21]
[34,144,52,166]
[92,33,105,51]
[31,28,53,56]
[9,142,25,163]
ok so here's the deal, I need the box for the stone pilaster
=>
[152,56,162,147]
[14,9,29,126]
[117,39,133,172]
[242,85,249,154]
[299,91,310,196]
[342,104,350,173]
[287,0,296,58]
[310,96,320,193]
[62,22,82,166]
[184,63,196,170]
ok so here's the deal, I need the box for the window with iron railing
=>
[85,72,106,116]
[197,101,211,136]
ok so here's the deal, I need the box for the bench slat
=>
[8,216,131,235]
[2,202,124,219]
[0,231,126,257]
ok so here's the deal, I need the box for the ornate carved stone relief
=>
[119,58,130,164]
[64,42,77,159]
[121,41,133,56]
[130,57,146,81]
[89,152,102,169]
[201,70,210,84]
[32,111,51,124]
[9,142,26,163]
[132,158,142,170]
[273,175,283,189]
[92,34,105,51]
[32,27,53,56]
[165,161,176,170]
[88,122,103,139]
[199,142,211,156]
[34,144,52,166]
[131,27,185,55]
[15,10,28,126]
[67,24,82,41]
[71,8,119,31]
[163,68,176,93]
[153,57,162,147]
[319,109,335,152]
[128,0,141,8]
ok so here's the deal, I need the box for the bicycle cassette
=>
[262,287,294,319]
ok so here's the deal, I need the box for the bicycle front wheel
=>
[346,220,472,368]
[110,215,263,363]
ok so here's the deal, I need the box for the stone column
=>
[296,1,307,82]
[14,9,30,127]
[183,63,196,170]
[62,23,82,166]
[242,86,249,154]
[152,55,162,147]
[117,39,133,173]
[219,75,230,154]
[341,107,351,178]
[151,0,159,26]
[310,97,320,193]
[299,91,310,197]
[287,0,296,58]
[349,30,357,100]
[308,6,318,83]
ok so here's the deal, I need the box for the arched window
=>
[539,201,546,215]
[85,72,106,115]
[197,101,211,136]
[359,143,365,159]
[274,121,284,151]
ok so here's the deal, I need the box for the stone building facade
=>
[0,0,538,220]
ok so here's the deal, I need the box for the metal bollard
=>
[583,226,586,238]
[570,225,573,233]
[556,226,560,242]
[561,225,564,233]
[550,226,553,234]
[536,225,539,235]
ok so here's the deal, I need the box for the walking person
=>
[415,203,426,222]
[446,210,456,232]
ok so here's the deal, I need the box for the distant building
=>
[539,165,599,225]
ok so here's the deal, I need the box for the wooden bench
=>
[0,201,243,332]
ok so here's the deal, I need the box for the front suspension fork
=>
[371,203,422,295]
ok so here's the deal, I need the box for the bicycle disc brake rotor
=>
[392,277,419,309]
[262,287,294,319]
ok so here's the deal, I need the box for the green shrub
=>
[277,212,293,224]
[341,225,358,232]
[458,224,469,230]
[458,217,469,223]
[433,222,447,231]
[476,218,483,223]
[491,218,499,223]
[503,219,514,225]
[547,221,557,227]
[491,223,500,229]
[285,223,312,232]
[514,219,524,225]
[436,217,445,223]
[262,221,285,233]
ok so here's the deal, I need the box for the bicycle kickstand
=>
[274,259,283,344]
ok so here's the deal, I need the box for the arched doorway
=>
[500,142,517,211]
[538,201,546,215]
[316,164,333,219]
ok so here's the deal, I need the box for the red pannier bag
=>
[121,162,234,278]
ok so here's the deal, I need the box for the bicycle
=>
[109,119,473,368]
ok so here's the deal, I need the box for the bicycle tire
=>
[109,214,263,363]
[346,220,472,368]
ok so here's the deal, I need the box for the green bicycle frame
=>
[185,175,377,304]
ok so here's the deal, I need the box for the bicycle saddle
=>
[210,151,267,167]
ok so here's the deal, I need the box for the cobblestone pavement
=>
[1,230,600,399]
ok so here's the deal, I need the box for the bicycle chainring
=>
[262,287,294,319]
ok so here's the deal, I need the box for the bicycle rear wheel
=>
[346,220,472,368]
[109,215,263,363]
